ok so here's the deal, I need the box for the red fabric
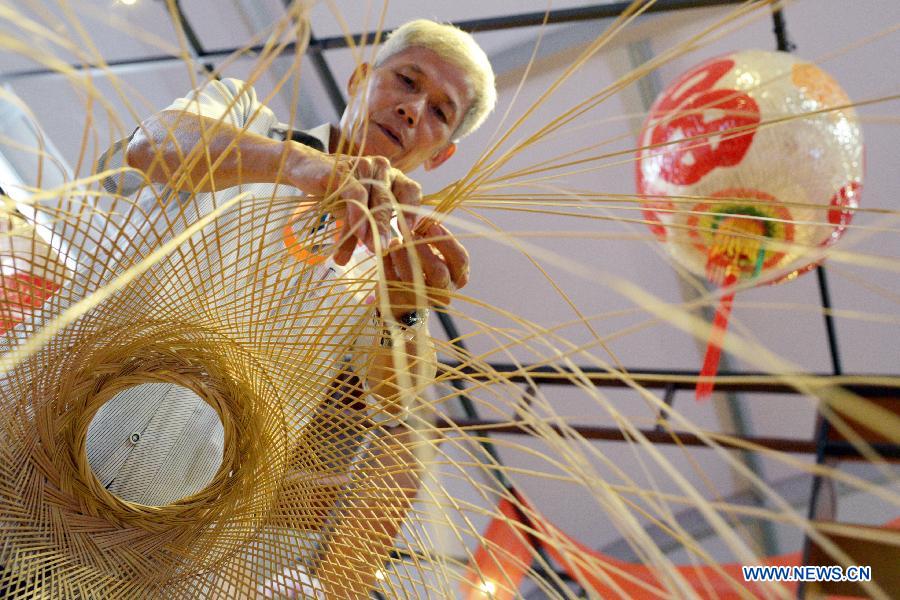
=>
[525,496,794,599]
[462,497,534,599]
[465,496,900,598]
[528,502,900,599]
[0,272,60,333]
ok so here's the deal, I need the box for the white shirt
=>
[91,78,379,506]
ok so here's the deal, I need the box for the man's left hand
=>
[380,221,469,318]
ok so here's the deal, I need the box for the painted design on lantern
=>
[639,196,672,241]
[770,181,861,284]
[636,51,862,283]
[642,58,761,188]
[792,62,852,110]
[686,189,794,283]
[634,50,863,399]
[824,181,860,245]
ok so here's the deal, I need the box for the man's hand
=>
[283,142,422,266]
[381,221,469,318]
[127,111,419,266]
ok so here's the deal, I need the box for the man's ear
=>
[347,63,371,96]
[424,143,456,171]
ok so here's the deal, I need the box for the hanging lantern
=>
[635,50,863,398]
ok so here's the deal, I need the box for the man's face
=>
[343,46,474,173]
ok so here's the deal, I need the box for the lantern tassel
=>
[696,272,737,401]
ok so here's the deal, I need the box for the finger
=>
[333,233,357,266]
[334,185,366,266]
[367,180,394,254]
[426,222,470,290]
[391,171,423,233]
[359,157,394,253]
[412,238,451,306]
[381,250,414,313]
[351,159,375,252]
[381,251,398,287]
[387,239,414,284]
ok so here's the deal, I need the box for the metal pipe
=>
[312,0,747,50]
[435,418,900,459]
[306,33,348,117]
[170,0,217,76]
[769,0,847,579]
[815,268,844,377]
[435,311,570,596]
[772,6,797,52]
[430,323,505,473]
[1,0,747,81]
[438,362,900,396]
[627,30,778,553]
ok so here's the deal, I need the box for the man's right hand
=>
[283,142,423,266]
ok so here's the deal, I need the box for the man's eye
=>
[397,73,414,89]
[432,105,447,123]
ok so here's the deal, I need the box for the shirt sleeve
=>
[96,79,279,196]
[164,78,279,135]
[96,128,145,197]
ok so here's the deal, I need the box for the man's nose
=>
[396,99,424,126]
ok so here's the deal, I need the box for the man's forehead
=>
[383,47,473,106]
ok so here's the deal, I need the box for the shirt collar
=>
[304,123,333,151]
[271,122,333,153]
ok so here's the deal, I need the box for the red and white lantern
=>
[635,50,863,397]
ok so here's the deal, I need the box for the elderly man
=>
[99,18,495,599]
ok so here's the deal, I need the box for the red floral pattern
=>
[640,58,761,188]
[824,181,861,246]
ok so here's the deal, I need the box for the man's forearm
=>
[125,110,301,193]
[366,326,436,422]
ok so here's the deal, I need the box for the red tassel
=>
[696,273,737,401]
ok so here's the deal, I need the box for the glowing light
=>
[479,580,497,596]
[374,570,385,581]
[119,0,138,5]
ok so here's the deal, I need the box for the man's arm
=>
[126,109,326,194]
[309,226,466,598]
[363,221,467,425]
[122,79,423,264]
[366,325,436,420]
[329,332,435,598]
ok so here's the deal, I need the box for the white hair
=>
[374,19,497,141]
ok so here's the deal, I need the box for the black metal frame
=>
[439,361,898,394]
[2,0,746,82]
[769,8,850,597]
